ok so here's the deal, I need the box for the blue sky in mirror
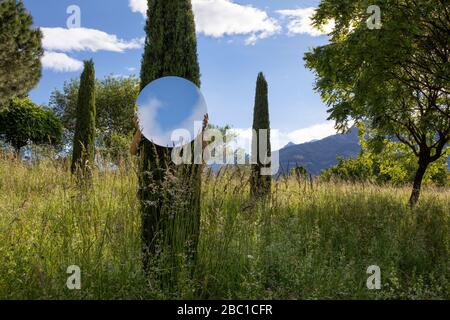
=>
[137,76,207,147]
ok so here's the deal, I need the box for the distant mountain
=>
[278,127,360,175]
[208,127,448,175]
[283,142,296,148]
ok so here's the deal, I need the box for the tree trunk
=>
[408,160,428,208]
[139,140,172,272]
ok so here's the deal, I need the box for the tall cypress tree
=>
[71,60,96,176]
[250,72,271,198]
[0,0,43,108]
[139,0,202,270]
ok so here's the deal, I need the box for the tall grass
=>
[0,157,448,299]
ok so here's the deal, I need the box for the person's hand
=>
[133,112,141,132]
[130,112,142,155]
[202,113,209,130]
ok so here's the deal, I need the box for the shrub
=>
[0,97,62,154]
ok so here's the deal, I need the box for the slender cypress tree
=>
[139,0,202,270]
[71,60,96,177]
[250,72,271,198]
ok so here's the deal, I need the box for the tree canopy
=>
[0,97,62,153]
[305,0,450,205]
[321,125,449,185]
[0,0,43,107]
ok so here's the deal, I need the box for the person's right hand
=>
[202,113,209,130]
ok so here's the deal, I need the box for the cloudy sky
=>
[25,0,337,149]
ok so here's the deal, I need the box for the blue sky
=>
[24,0,337,149]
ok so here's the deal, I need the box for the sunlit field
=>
[0,156,448,300]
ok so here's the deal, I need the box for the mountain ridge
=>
[278,127,360,175]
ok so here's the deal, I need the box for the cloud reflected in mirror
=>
[137,76,208,148]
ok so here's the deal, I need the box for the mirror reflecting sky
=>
[137,76,208,148]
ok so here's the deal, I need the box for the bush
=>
[0,97,62,154]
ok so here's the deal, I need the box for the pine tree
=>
[139,0,202,270]
[250,72,272,198]
[71,60,96,177]
[0,0,43,108]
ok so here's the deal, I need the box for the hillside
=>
[278,127,360,175]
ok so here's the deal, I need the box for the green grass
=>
[0,157,448,299]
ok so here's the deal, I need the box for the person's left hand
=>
[133,112,141,132]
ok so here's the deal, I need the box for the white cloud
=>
[129,0,280,44]
[129,0,147,15]
[282,122,337,147]
[41,27,144,53]
[41,51,83,72]
[228,122,337,155]
[277,8,335,36]
[194,0,280,43]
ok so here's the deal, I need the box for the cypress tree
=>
[0,0,43,107]
[71,60,96,177]
[139,0,202,270]
[250,72,271,198]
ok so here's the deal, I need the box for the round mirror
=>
[136,76,208,148]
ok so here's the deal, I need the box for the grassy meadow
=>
[0,156,448,300]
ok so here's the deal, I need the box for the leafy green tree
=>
[50,79,79,139]
[320,156,373,183]
[71,60,96,175]
[139,0,202,269]
[321,124,449,186]
[0,97,62,154]
[305,0,450,206]
[0,0,43,107]
[250,72,271,197]
[50,75,139,161]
